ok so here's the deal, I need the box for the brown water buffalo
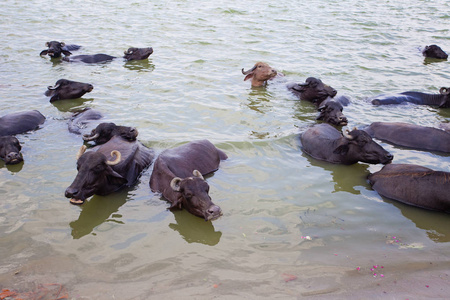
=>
[242,62,278,87]
[300,123,393,165]
[371,87,450,108]
[364,122,450,153]
[0,110,45,136]
[82,122,138,145]
[287,77,337,105]
[39,41,81,58]
[68,108,104,135]
[422,45,448,59]
[316,98,348,126]
[62,47,153,63]
[150,140,227,221]
[65,136,154,204]
[45,79,93,102]
[0,136,23,165]
[368,164,450,212]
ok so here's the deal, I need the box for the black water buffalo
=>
[65,135,154,204]
[39,41,81,58]
[371,87,450,108]
[300,123,393,165]
[0,136,23,165]
[45,79,93,102]
[62,47,153,63]
[0,110,45,136]
[364,122,450,153]
[150,140,227,221]
[68,108,104,134]
[287,77,337,105]
[82,122,138,145]
[316,97,348,126]
[368,164,450,212]
[422,45,448,59]
[242,62,278,87]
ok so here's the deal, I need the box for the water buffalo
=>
[422,45,448,59]
[0,110,45,136]
[371,87,450,108]
[287,77,337,105]
[62,47,153,63]
[45,79,93,102]
[0,136,23,165]
[149,140,227,221]
[316,98,348,126]
[364,122,450,153]
[368,164,450,212]
[82,122,138,145]
[68,108,104,134]
[242,62,278,87]
[300,123,393,165]
[39,41,81,58]
[65,135,154,204]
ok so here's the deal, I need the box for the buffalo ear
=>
[40,50,48,56]
[62,50,72,56]
[49,94,60,102]
[333,144,349,155]
[106,170,127,187]
[244,74,254,81]
[316,113,324,121]
[168,196,183,210]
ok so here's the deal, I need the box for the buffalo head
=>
[40,41,71,58]
[123,47,154,61]
[423,45,448,59]
[242,62,278,87]
[317,99,348,126]
[0,136,23,165]
[83,122,138,145]
[45,79,93,102]
[288,77,337,104]
[335,128,393,165]
[169,170,222,221]
[65,145,126,204]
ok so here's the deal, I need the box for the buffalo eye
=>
[92,163,104,173]
[184,192,193,200]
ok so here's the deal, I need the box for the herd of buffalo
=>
[0,41,449,222]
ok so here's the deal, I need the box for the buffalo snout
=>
[205,204,222,221]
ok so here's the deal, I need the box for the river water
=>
[1,0,449,299]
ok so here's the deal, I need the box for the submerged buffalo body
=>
[364,122,450,153]
[0,110,45,136]
[287,77,337,105]
[40,41,81,58]
[150,140,227,221]
[242,62,278,87]
[0,136,23,165]
[369,164,450,212]
[422,45,448,59]
[62,47,153,63]
[82,122,138,145]
[45,79,93,102]
[371,87,450,108]
[300,123,393,165]
[68,108,104,135]
[65,136,154,204]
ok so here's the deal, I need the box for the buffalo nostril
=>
[208,205,222,215]
[65,188,77,198]
[386,153,394,160]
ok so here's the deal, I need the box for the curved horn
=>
[170,177,182,192]
[106,150,121,165]
[82,132,100,141]
[439,87,449,95]
[45,42,49,47]
[192,170,204,180]
[343,129,354,140]
[60,42,65,47]
[242,65,257,75]
[47,83,61,90]
[76,145,87,160]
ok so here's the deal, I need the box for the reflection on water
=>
[381,196,450,243]
[70,192,128,239]
[1,161,24,173]
[168,209,222,246]
[124,60,155,72]
[51,98,94,113]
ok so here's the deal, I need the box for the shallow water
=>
[1,0,449,298]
